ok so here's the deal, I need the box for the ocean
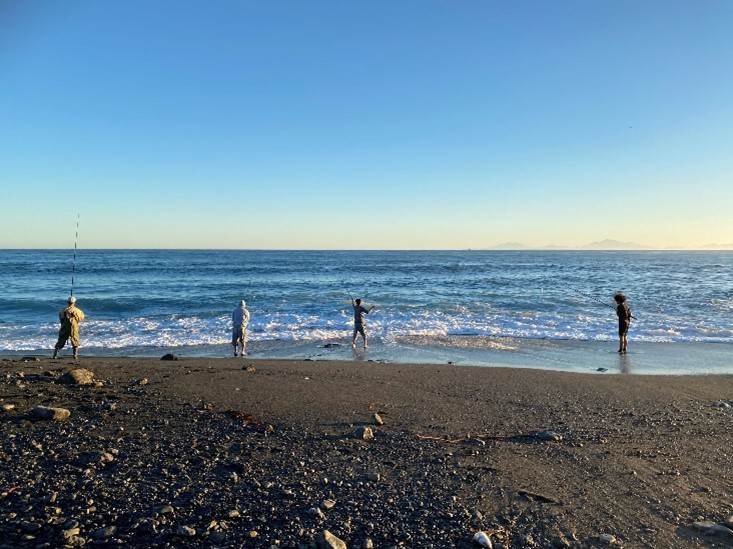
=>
[1,250,731,374]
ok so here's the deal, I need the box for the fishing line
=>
[557,281,638,320]
[70,213,80,297]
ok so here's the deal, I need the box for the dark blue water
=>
[1,250,731,372]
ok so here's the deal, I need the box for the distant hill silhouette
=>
[579,239,650,250]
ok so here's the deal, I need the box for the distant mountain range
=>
[489,239,733,250]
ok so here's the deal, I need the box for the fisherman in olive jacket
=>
[53,296,85,359]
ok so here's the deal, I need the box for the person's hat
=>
[68,296,76,304]
[240,300,246,307]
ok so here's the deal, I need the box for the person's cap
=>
[68,296,76,304]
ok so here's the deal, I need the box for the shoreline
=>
[5,336,732,375]
[2,356,733,547]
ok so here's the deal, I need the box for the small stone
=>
[537,430,563,442]
[366,472,381,482]
[136,378,149,385]
[309,507,326,520]
[20,521,41,533]
[161,353,179,361]
[473,530,493,548]
[317,529,347,549]
[92,526,117,540]
[176,525,196,537]
[61,528,81,540]
[32,406,71,421]
[355,426,374,440]
[1,403,16,412]
[372,413,384,425]
[59,368,95,385]
[209,531,226,544]
[599,533,616,544]
[320,499,336,510]
[247,530,258,538]
[363,539,375,549]
[692,521,733,536]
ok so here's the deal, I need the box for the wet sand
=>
[2,356,733,547]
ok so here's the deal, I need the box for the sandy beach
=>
[2,355,733,548]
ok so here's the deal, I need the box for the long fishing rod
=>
[70,214,80,297]
[559,282,638,320]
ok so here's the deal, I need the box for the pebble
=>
[176,525,196,537]
[537,430,563,442]
[59,368,95,385]
[32,405,71,421]
[599,533,617,544]
[473,530,493,547]
[317,529,347,549]
[355,426,375,440]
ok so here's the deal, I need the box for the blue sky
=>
[1,1,731,249]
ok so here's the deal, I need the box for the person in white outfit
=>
[232,300,250,356]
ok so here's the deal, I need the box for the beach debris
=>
[226,410,263,425]
[58,368,95,385]
[598,533,617,544]
[1,403,16,412]
[317,529,347,549]
[355,426,374,440]
[32,406,71,421]
[372,412,384,425]
[597,367,608,372]
[160,353,179,361]
[20,356,40,362]
[472,530,493,547]
[135,377,149,385]
[712,401,731,409]
[242,364,256,372]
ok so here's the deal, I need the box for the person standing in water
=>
[53,296,85,359]
[232,299,250,356]
[614,292,632,353]
[352,298,376,349]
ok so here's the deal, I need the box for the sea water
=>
[1,250,731,374]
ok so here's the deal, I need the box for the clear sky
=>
[1,1,732,249]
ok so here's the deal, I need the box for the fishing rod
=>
[70,214,80,298]
[559,282,638,320]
